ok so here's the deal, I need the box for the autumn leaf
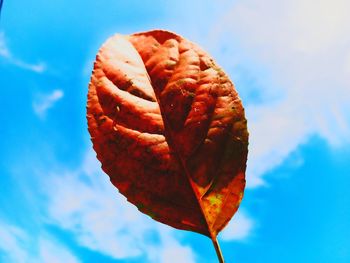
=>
[87,30,248,262]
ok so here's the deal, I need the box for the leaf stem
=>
[212,237,225,263]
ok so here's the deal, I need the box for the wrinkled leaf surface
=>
[87,30,248,239]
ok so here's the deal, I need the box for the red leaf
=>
[87,30,248,261]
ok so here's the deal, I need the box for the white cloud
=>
[0,32,46,73]
[44,149,196,263]
[207,0,350,187]
[0,221,29,263]
[0,32,10,58]
[0,220,80,263]
[33,89,64,118]
[38,238,80,263]
[220,211,254,241]
[12,60,46,73]
[155,226,196,263]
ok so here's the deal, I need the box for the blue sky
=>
[1,0,350,262]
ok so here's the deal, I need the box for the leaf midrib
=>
[129,32,215,238]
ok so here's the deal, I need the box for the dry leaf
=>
[87,30,248,262]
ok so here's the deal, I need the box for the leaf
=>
[87,30,248,261]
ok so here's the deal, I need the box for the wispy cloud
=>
[44,149,196,263]
[208,0,350,187]
[0,33,10,58]
[0,220,80,263]
[220,210,254,241]
[38,238,81,263]
[0,32,46,73]
[33,89,64,118]
[154,226,196,263]
[0,221,28,263]
[11,60,46,73]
